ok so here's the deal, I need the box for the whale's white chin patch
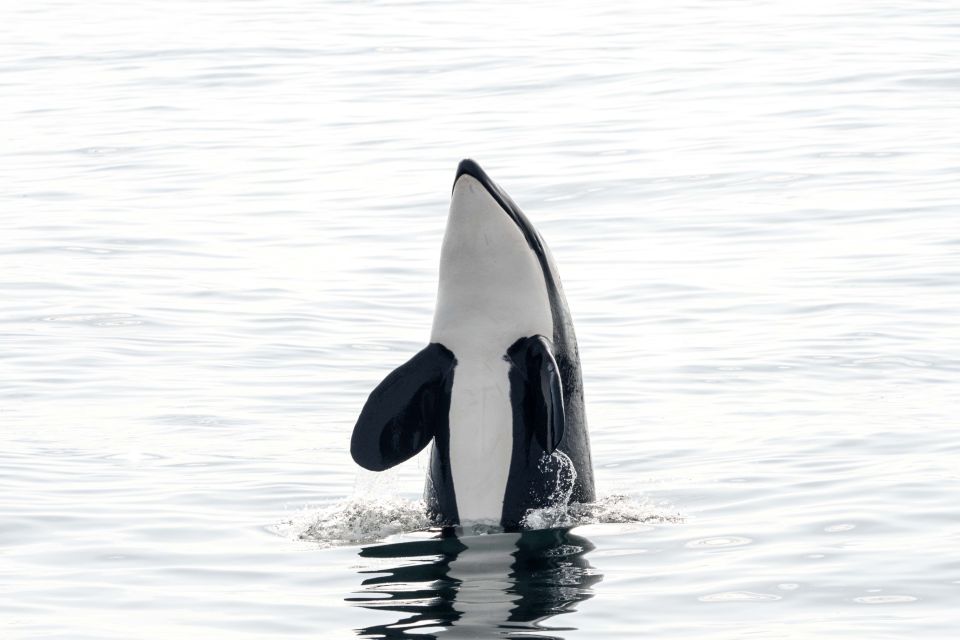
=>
[431,174,554,526]
[431,175,552,349]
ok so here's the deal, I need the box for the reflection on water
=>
[348,528,602,639]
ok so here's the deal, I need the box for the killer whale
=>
[351,159,595,529]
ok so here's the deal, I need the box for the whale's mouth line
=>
[452,159,546,258]
[453,158,516,212]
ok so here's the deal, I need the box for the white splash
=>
[278,496,432,547]
[282,492,683,547]
[521,493,685,529]
[544,450,578,507]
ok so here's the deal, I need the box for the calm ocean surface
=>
[2,1,959,638]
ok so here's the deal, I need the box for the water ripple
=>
[2,0,958,637]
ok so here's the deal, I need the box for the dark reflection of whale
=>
[347,528,602,639]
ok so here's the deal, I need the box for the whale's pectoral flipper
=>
[507,336,565,454]
[351,343,456,471]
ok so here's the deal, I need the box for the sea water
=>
[2,1,958,638]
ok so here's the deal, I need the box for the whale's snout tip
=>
[454,158,490,190]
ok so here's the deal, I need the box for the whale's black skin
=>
[351,160,595,529]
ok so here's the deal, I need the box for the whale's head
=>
[431,160,554,351]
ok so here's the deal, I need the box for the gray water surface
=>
[2,1,959,638]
